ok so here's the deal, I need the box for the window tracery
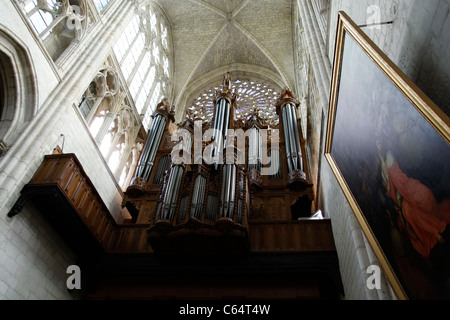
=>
[187,79,280,128]
[113,2,173,132]
[92,0,111,12]
[19,0,93,61]
[75,1,173,190]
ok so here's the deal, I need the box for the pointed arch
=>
[0,26,38,156]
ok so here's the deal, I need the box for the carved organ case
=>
[123,74,315,257]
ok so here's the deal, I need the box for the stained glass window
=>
[188,79,279,127]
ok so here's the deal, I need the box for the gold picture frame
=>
[325,12,450,300]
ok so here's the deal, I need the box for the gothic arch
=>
[0,26,37,156]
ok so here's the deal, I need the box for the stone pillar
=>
[297,0,331,115]
[311,0,329,43]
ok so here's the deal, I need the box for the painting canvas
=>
[325,12,450,300]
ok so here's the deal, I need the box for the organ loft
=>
[7,72,342,299]
[122,73,317,256]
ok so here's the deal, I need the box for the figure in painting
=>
[377,142,449,259]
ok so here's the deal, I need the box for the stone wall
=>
[0,0,135,300]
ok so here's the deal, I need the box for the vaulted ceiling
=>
[153,0,295,119]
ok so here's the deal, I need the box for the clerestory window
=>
[112,2,172,132]
[76,1,173,190]
[20,0,90,61]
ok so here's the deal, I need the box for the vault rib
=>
[232,20,292,89]
[184,0,227,18]
[231,0,251,18]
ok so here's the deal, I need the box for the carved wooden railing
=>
[8,153,152,255]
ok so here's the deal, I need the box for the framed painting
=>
[325,12,450,300]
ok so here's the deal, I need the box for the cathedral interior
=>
[0,0,449,301]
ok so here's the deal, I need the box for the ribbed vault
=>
[153,0,295,121]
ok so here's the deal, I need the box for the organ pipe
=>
[190,175,206,219]
[134,114,167,182]
[269,149,282,180]
[281,102,303,173]
[229,164,236,217]
[211,98,230,163]
[161,165,183,221]
[160,127,193,222]
[281,107,292,173]
[220,163,236,219]
[205,195,218,221]
[153,155,171,184]
[248,127,263,172]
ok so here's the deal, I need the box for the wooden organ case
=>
[122,75,322,256]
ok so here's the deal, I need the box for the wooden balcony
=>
[7,153,152,256]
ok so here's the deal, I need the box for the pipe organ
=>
[122,74,315,256]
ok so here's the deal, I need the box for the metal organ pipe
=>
[257,128,262,171]
[225,165,232,217]
[135,115,159,178]
[248,127,263,172]
[282,107,292,173]
[198,176,206,218]
[282,103,303,173]
[223,99,230,145]
[147,116,164,177]
[169,166,184,221]
[160,129,193,222]
[135,114,167,182]
[190,175,206,219]
[212,99,222,161]
[211,98,230,163]
[190,177,200,218]
[229,164,236,218]
[161,165,176,219]
[289,103,303,171]
[269,149,281,180]
[162,165,182,221]
[220,163,236,219]
[287,104,298,170]
[248,128,255,170]
[286,104,296,170]
[220,164,228,218]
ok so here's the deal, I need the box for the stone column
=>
[297,0,331,115]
